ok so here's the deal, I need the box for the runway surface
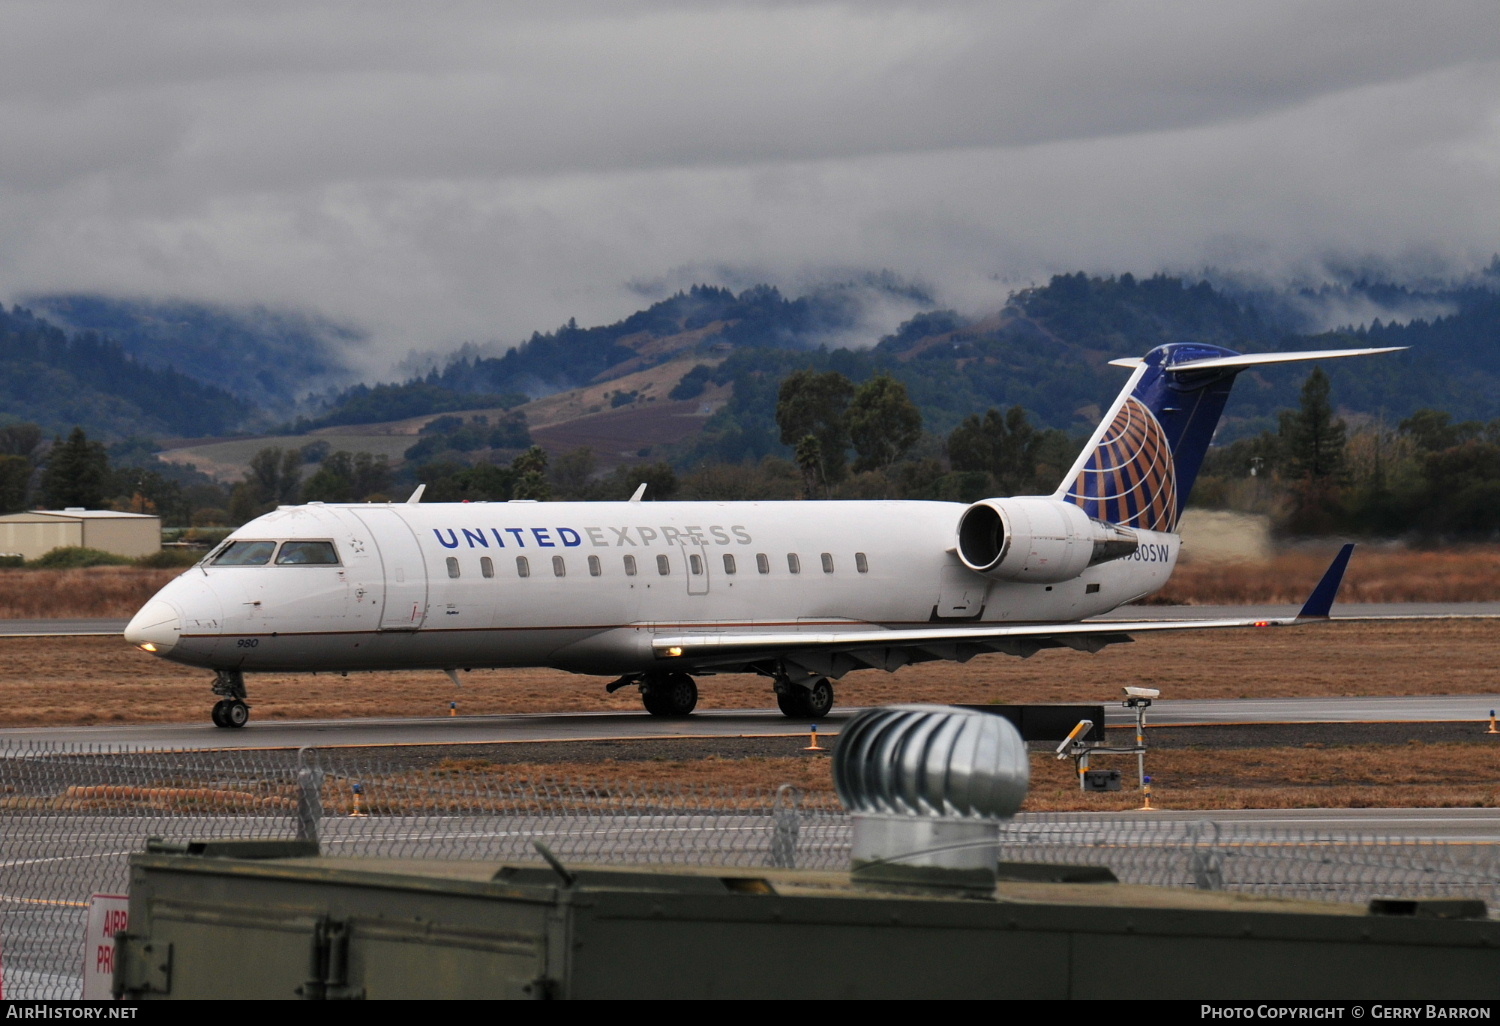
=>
[6,602,1500,638]
[2,692,1498,753]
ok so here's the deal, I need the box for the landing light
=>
[1253,621,1272,627]
[139,643,157,653]
[666,646,683,657]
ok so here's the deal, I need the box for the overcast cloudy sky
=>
[2,1,1497,370]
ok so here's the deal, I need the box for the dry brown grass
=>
[284,743,1500,813]
[0,568,182,618]
[1022,741,1500,812]
[1158,546,1500,604]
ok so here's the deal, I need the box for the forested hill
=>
[27,294,358,413]
[299,272,1500,463]
[0,304,251,438]
[10,270,1499,455]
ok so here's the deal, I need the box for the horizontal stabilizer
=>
[1296,543,1356,620]
[1109,346,1405,371]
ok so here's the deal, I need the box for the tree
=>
[229,446,303,523]
[511,446,551,501]
[302,451,392,503]
[40,427,110,508]
[1278,368,1348,534]
[794,435,824,499]
[610,461,678,501]
[1398,409,1480,453]
[1279,368,1347,482]
[0,423,42,459]
[847,374,922,472]
[247,447,303,505]
[776,369,854,484]
[0,455,30,512]
[946,406,1041,494]
[550,448,597,499]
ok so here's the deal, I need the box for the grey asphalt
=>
[2,692,1498,754]
[0,618,128,636]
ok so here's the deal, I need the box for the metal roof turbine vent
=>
[833,704,1029,895]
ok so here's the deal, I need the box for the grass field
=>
[390,742,1500,814]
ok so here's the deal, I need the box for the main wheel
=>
[210,700,229,727]
[643,673,697,717]
[223,700,250,728]
[657,672,698,716]
[803,677,834,719]
[776,691,806,717]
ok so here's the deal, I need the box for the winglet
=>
[406,484,426,505]
[629,483,647,502]
[1295,543,1355,620]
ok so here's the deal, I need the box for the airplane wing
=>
[652,545,1356,679]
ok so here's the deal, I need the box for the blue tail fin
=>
[1056,343,1403,532]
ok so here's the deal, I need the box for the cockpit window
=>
[211,541,277,566]
[276,541,340,566]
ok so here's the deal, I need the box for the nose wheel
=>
[209,669,251,728]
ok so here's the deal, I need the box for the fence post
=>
[1187,820,1225,891]
[769,784,801,869]
[296,747,324,848]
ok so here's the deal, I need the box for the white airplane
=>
[125,342,1400,727]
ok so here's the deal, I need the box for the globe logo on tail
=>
[1065,396,1179,532]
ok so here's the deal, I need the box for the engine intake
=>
[956,497,1139,584]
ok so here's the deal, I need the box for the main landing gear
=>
[210,669,250,729]
[775,675,834,719]
[640,671,698,717]
[605,671,700,717]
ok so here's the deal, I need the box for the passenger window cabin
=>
[516,556,530,578]
[855,552,869,573]
[723,554,736,574]
[446,556,460,579]
[624,555,638,576]
[656,554,671,576]
[756,553,769,574]
[481,556,494,578]
[552,555,566,578]
[821,552,834,574]
[787,553,800,574]
[588,555,602,577]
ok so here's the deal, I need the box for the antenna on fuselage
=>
[405,484,426,505]
[628,483,647,502]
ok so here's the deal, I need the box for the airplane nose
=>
[124,600,181,655]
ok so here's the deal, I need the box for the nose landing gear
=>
[210,669,250,728]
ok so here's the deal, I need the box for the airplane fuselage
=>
[133,498,1179,677]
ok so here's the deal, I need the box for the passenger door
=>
[350,507,429,630]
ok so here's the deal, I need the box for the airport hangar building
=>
[0,509,161,560]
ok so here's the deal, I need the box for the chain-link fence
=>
[2,741,1497,998]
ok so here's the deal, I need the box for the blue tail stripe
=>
[1065,343,1239,531]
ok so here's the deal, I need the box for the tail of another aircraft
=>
[1055,343,1402,533]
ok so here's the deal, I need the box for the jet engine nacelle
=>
[955,497,1140,584]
